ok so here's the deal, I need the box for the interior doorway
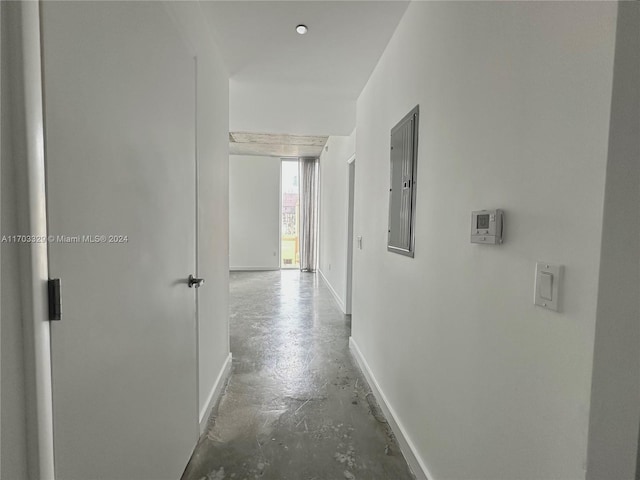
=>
[281,159,300,269]
[345,156,356,314]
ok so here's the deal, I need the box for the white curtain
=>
[299,157,319,272]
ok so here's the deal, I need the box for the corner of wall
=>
[199,353,232,432]
[586,3,640,478]
[318,268,346,313]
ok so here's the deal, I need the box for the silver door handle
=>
[188,274,205,288]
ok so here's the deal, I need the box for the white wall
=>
[1,4,29,477]
[352,2,619,479]
[164,2,232,426]
[586,3,640,478]
[194,33,231,426]
[229,155,281,270]
[318,132,355,312]
[1,2,231,477]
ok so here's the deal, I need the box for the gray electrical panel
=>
[388,105,419,257]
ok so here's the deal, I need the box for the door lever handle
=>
[188,274,205,288]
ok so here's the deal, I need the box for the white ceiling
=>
[199,1,409,135]
[200,1,409,98]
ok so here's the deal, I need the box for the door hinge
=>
[48,278,61,321]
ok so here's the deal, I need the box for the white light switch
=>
[535,262,563,312]
[539,272,553,301]
[357,236,363,250]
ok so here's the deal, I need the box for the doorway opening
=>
[281,159,300,269]
[345,156,355,313]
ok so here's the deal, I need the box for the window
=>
[281,160,300,268]
[387,105,419,257]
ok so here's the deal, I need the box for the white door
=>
[42,3,198,479]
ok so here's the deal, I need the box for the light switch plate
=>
[534,262,563,312]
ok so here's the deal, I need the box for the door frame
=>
[345,154,356,314]
[3,2,56,478]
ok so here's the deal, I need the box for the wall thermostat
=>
[471,209,504,244]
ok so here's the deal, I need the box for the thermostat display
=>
[477,214,490,229]
[471,209,504,244]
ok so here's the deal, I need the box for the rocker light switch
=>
[539,272,553,301]
[535,262,563,312]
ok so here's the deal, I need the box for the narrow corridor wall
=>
[318,132,355,312]
[1,3,232,476]
[351,2,619,479]
[194,39,231,427]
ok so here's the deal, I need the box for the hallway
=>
[183,271,414,480]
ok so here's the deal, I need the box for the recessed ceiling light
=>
[296,24,308,35]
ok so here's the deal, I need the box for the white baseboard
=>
[229,266,280,272]
[199,353,232,432]
[349,337,434,480]
[318,269,346,314]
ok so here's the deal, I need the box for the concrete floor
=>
[182,271,415,480]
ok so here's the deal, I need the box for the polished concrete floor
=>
[182,271,415,480]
